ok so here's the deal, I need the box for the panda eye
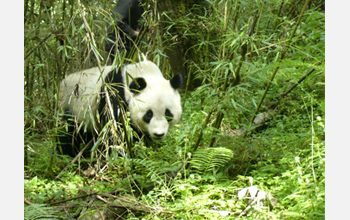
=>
[165,109,173,122]
[143,110,153,123]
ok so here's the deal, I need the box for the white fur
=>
[60,60,182,140]
[59,65,115,132]
[122,61,182,139]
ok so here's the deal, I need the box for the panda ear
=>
[129,77,147,93]
[170,73,183,90]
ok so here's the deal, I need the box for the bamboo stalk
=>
[192,107,215,153]
[243,0,312,138]
[208,12,259,147]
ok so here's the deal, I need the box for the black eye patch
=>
[143,110,153,123]
[165,109,173,122]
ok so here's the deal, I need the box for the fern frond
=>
[189,147,234,175]
[132,158,165,182]
[24,204,58,220]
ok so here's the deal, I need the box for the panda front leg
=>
[57,117,93,158]
[57,120,81,157]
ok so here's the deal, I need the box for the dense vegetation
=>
[24,0,325,219]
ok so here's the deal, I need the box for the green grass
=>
[24,83,325,219]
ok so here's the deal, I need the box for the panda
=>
[58,59,183,157]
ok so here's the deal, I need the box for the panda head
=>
[123,61,183,140]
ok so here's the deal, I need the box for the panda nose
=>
[154,133,165,138]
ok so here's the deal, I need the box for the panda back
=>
[59,65,115,127]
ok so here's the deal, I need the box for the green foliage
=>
[24,204,58,220]
[249,139,325,219]
[24,175,84,203]
[24,0,324,219]
[189,147,234,175]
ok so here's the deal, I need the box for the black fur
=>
[103,70,150,142]
[170,73,183,90]
[58,68,127,157]
[165,109,173,122]
[57,108,95,157]
[142,110,153,123]
[99,68,127,125]
[129,77,147,93]
[58,65,170,157]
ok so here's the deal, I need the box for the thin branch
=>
[54,139,92,180]
[24,198,33,206]
[49,192,96,206]
[243,0,312,138]
[96,196,174,215]
[80,8,102,71]
[231,65,320,137]
[209,12,260,147]
[24,33,53,60]
[278,68,315,99]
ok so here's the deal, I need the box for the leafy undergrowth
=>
[24,88,325,219]
[24,1,325,218]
